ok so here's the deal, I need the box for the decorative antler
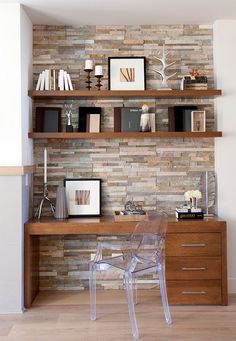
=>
[152,44,177,90]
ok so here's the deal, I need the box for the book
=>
[86,114,100,132]
[58,69,64,90]
[114,107,142,132]
[78,107,102,132]
[39,70,45,91]
[35,73,42,91]
[168,106,198,132]
[67,73,73,90]
[176,211,204,219]
[64,71,69,90]
[44,69,50,90]
[176,207,202,213]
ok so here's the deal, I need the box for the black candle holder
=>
[95,75,103,90]
[84,68,93,90]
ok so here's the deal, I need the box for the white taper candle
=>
[44,148,47,183]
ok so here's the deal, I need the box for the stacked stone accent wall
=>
[33,24,215,290]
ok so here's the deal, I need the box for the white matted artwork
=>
[191,110,206,132]
[64,178,101,216]
[108,57,146,90]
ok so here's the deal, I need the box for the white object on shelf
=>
[85,59,93,70]
[44,148,47,183]
[36,73,42,90]
[67,73,73,90]
[45,69,50,90]
[40,70,45,91]
[63,71,69,90]
[58,69,64,90]
[95,65,103,76]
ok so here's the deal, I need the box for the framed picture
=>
[191,110,206,132]
[64,178,101,217]
[35,107,61,132]
[108,57,146,90]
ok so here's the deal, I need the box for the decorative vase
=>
[55,184,68,219]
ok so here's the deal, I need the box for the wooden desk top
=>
[25,216,226,236]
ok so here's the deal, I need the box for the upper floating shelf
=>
[28,131,222,139]
[28,89,222,99]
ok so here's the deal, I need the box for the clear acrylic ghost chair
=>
[89,212,172,339]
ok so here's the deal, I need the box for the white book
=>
[45,69,50,90]
[58,69,64,90]
[40,70,45,91]
[64,71,69,90]
[67,73,73,90]
[35,73,42,91]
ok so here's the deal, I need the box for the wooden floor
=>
[0,290,236,341]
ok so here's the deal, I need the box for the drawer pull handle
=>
[181,267,207,271]
[181,243,206,247]
[182,291,207,295]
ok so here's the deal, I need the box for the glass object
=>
[55,184,68,219]
[89,212,172,339]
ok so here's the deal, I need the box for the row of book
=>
[35,69,73,91]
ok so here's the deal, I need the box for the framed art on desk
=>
[64,178,101,217]
[108,56,146,90]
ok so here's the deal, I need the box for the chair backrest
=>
[130,212,168,264]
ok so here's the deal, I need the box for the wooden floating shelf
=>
[28,131,222,139]
[28,89,222,99]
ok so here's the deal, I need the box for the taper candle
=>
[44,148,47,183]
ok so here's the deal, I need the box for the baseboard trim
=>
[0,165,35,176]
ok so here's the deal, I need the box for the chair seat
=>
[97,254,158,273]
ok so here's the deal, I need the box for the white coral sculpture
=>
[153,44,177,90]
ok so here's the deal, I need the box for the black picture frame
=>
[108,57,146,90]
[35,107,62,132]
[64,178,101,217]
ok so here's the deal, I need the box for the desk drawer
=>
[166,257,221,280]
[167,280,222,305]
[166,233,221,257]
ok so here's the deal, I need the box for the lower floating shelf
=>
[28,131,222,139]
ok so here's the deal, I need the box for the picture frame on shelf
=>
[108,56,146,90]
[191,110,206,132]
[35,107,61,132]
[64,178,101,217]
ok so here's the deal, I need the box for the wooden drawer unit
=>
[166,219,227,305]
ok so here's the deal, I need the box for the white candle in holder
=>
[44,148,47,183]
[95,65,103,76]
[85,60,93,70]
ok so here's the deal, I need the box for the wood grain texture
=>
[28,89,222,99]
[28,131,222,139]
[24,217,227,308]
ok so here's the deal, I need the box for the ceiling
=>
[1,0,236,25]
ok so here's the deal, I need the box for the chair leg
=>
[157,265,172,325]
[124,271,139,339]
[89,261,97,321]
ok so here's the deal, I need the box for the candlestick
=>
[84,69,93,90]
[95,65,103,76]
[44,148,47,183]
[95,75,103,90]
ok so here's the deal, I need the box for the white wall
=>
[0,4,32,313]
[214,20,236,293]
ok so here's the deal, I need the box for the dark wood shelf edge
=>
[28,89,222,99]
[28,131,223,139]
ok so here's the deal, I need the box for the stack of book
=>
[176,207,204,219]
[35,69,73,91]
[168,105,197,132]
[183,76,208,90]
